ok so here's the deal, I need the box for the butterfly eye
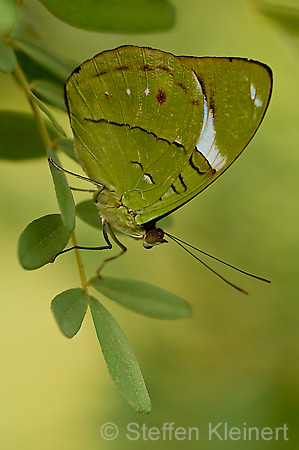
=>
[143,228,167,249]
[144,229,159,247]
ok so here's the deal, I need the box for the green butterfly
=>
[63,45,272,269]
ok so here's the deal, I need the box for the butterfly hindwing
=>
[133,55,272,224]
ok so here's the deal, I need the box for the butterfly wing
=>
[65,46,206,203]
[65,46,272,228]
[135,56,272,225]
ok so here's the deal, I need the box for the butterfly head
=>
[143,227,167,249]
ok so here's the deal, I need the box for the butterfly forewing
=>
[66,47,205,203]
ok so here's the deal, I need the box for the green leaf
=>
[12,34,76,81]
[76,200,101,229]
[0,38,17,72]
[38,0,175,33]
[28,90,66,136]
[18,214,71,270]
[48,148,76,232]
[54,137,78,162]
[259,3,299,36]
[15,50,65,85]
[0,0,19,36]
[89,296,151,413]
[0,110,57,160]
[258,3,299,61]
[89,277,192,319]
[51,288,89,338]
[32,79,66,111]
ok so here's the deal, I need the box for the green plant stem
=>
[13,63,51,148]
[71,231,89,294]
[13,62,89,295]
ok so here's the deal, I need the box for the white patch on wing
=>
[250,83,256,100]
[194,87,227,171]
[143,174,153,184]
[250,83,263,108]
[192,70,203,95]
[144,87,150,96]
[126,88,131,95]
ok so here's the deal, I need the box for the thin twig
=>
[13,63,89,294]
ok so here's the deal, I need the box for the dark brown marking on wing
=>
[93,70,108,77]
[172,141,185,150]
[156,89,166,104]
[193,71,206,94]
[144,172,155,184]
[72,65,82,75]
[104,92,112,100]
[139,64,154,72]
[90,63,201,107]
[171,184,179,194]
[190,152,216,174]
[115,65,130,71]
[157,65,173,75]
[189,154,206,175]
[178,174,187,192]
[83,117,187,153]
[192,99,201,106]
[209,89,216,115]
[131,161,156,185]
[175,81,188,95]
[131,160,144,170]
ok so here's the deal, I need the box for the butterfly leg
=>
[48,157,104,189]
[70,186,96,193]
[96,221,127,277]
[51,218,113,263]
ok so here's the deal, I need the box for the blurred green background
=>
[0,0,298,448]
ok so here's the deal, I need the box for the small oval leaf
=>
[38,0,175,33]
[0,38,17,72]
[51,288,89,338]
[0,110,57,160]
[258,4,299,36]
[89,296,151,413]
[12,34,76,81]
[32,79,66,111]
[76,200,101,229]
[29,90,66,136]
[18,214,71,270]
[15,49,65,85]
[0,0,19,36]
[89,277,192,319]
[54,137,78,162]
[48,149,76,232]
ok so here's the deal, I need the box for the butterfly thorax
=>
[94,187,144,238]
[94,187,166,248]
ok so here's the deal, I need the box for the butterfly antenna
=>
[165,233,248,294]
[164,232,271,294]
[48,158,104,188]
[164,232,271,284]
